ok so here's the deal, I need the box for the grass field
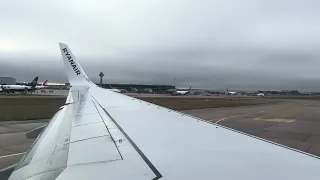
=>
[0,96,271,121]
[0,97,66,121]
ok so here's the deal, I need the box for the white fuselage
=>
[0,84,35,93]
[1,85,32,90]
[257,93,265,97]
[228,92,237,95]
[35,85,48,90]
[176,90,189,95]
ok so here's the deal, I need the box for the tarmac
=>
[1,98,320,170]
[0,120,49,169]
[182,99,320,156]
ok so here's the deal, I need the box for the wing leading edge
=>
[8,43,320,180]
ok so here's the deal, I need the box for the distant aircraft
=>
[110,88,121,93]
[174,86,192,95]
[140,88,153,93]
[0,76,39,94]
[35,80,48,90]
[257,93,265,97]
[225,88,237,95]
[228,91,237,95]
[109,85,121,93]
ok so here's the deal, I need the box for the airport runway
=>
[1,99,320,170]
[183,99,320,156]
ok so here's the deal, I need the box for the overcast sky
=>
[1,0,320,91]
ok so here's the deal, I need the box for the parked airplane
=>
[170,86,192,95]
[108,85,122,93]
[35,80,48,90]
[228,91,237,95]
[5,43,320,180]
[257,93,265,97]
[225,88,237,95]
[0,76,38,94]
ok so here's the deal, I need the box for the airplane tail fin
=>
[59,43,93,86]
[188,86,192,92]
[42,80,48,86]
[28,77,38,87]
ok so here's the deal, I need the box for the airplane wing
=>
[8,43,320,180]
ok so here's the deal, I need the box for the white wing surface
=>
[8,43,320,180]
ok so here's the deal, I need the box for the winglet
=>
[59,43,93,86]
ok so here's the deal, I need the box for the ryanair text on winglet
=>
[62,48,81,75]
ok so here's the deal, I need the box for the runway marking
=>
[252,118,295,123]
[0,152,25,159]
[214,108,277,124]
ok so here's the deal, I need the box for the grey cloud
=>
[0,0,320,91]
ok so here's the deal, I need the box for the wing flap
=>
[70,122,108,142]
[65,88,160,178]
[72,113,102,127]
[56,159,156,180]
[68,136,122,166]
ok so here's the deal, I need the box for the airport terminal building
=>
[0,77,16,85]
[100,83,175,93]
